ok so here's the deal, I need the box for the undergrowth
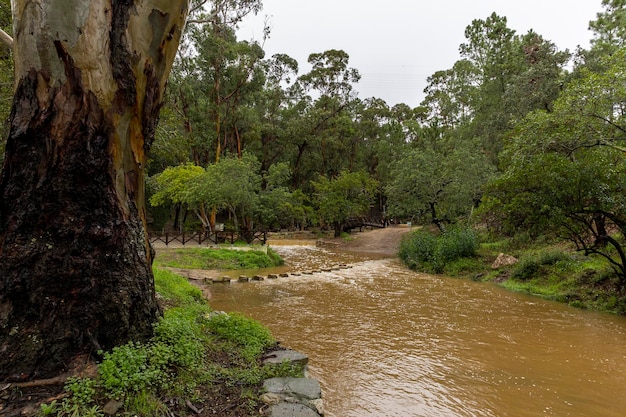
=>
[399,226,626,314]
[39,268,301,417]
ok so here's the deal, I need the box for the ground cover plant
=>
[35,268,303,417]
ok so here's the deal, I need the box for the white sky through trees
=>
[239,0,601,107]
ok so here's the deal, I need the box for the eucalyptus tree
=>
[0,0,11,155]
[0,0,189,379]
[166,0,266,166]
[480,48,626,283]
[245,53,300,177]
[289,49,361,188]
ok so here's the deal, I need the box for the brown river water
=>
[203,242,626,417]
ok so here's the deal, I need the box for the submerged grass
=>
[39,267,303,417]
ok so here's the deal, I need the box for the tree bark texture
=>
[0,0,188,380]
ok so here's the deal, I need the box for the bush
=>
[511,250,571,281]
[399,227,478,273]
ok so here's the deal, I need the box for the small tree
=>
[312,171,378,237]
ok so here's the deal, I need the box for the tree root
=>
[1,375,68,390]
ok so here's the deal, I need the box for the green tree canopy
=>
[480,48,626,281]
[312,171,378,237]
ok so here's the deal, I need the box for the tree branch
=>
[0,28,13,49]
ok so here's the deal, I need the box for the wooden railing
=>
[148,230,267,246]
[343,217,387,232]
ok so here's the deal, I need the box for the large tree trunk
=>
[0,0,188,380]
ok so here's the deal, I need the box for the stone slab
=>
[265,403,320,417]
[263,377,321,400]
[263,350,309,367]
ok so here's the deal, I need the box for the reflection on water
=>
[206,244,626,417]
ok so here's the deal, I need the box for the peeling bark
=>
[0,0,189,380]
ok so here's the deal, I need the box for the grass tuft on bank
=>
[39,268,303,417]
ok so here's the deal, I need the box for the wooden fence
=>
[149,230,267,246]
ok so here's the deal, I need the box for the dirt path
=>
[323,225,414,256]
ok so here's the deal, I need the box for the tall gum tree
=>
[0,0,189,380]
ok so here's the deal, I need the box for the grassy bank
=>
[39,268,303,417]
[154,247,284,270]
[399,228,626,315]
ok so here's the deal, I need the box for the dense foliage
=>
[399,227,479,274]
[149,0,626,294]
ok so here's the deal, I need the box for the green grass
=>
[154,247,284,270]
[399,227,626,314]
[40,267,302,417]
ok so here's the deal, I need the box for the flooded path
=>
[201,236,626,417]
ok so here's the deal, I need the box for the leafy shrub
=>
[399,227,478,273]
[153,307,209,368]
[97,342,169,400]
[511,250,570,281]
[398,229,437,269]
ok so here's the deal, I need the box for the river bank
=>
[316,225,625,315]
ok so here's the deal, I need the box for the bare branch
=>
[0,28,12,49]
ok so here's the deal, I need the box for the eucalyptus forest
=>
[0,0,625,391]
[147,0,626,288]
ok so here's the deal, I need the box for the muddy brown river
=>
[204,243,626,417]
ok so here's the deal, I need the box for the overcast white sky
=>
[239,0,603,107]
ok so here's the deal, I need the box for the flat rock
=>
[265,402,320,417]
[263,377,321,400]
[263,350,309,367]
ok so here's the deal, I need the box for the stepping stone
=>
[265,403,319,417]
[263,378,321,401]
[251,275,265,281]
[279,273,290,278]
[263,350,309,368]
[238,276,249,282]
[267,274,279,279]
